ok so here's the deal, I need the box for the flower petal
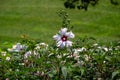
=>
[59,28,68,35]
[57,40,62,47]
[65,31,75,38]
[53,34,61,41]
[57,41,65,48]
[62,42,66,47]
[24,51,32,59]
[66,40,72,47]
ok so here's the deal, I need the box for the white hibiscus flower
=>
[24,50,39,59]
[53,28,75,48]
[8,43,27,52]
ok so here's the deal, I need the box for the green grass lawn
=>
[0,0,120,44]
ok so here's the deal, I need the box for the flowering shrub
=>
[0,11,120,80]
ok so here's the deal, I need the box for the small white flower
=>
[84,54,90,61]
[9,69,12,71]
[16,69,19,72]
[53,28,75,48]
[103,47,108,52]
[6,78,10,80]
[103,61,106,63]
[74,55,80,60]
[8,43,27,52]
[74,60,84,67]
[34,71,40,76]
[33,50,39,56]
[57,55,62,59]
[97,46,102,49]
[1,51,6,56]
[93,43,98,46]
[6,57,10,61]
[35,43,48,49]
[74,47,86,53]
[24,50,39,59]
[24,51,32,59]
[40,43,48,46]
[19,63,25,66]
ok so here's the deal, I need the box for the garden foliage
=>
[0,11,120,80]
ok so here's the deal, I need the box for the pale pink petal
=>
[15,43,21,50]
[65,31,75,38]
[62,42,66,47]
[53,34,61,41]
[24,51,32,59]
[59,28,68,35]
[57,41,65,48]
[66,41,72,47]
[57,40,62,47]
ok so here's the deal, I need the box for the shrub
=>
[0,11,120,80]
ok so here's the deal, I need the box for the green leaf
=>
[80,68,84,76]
[62,66,67,80]
[105,56,111,61]
[112,71,119,79]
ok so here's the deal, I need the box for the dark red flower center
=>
[61,35,67,41]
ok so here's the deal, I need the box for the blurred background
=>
[0,0,120,44]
